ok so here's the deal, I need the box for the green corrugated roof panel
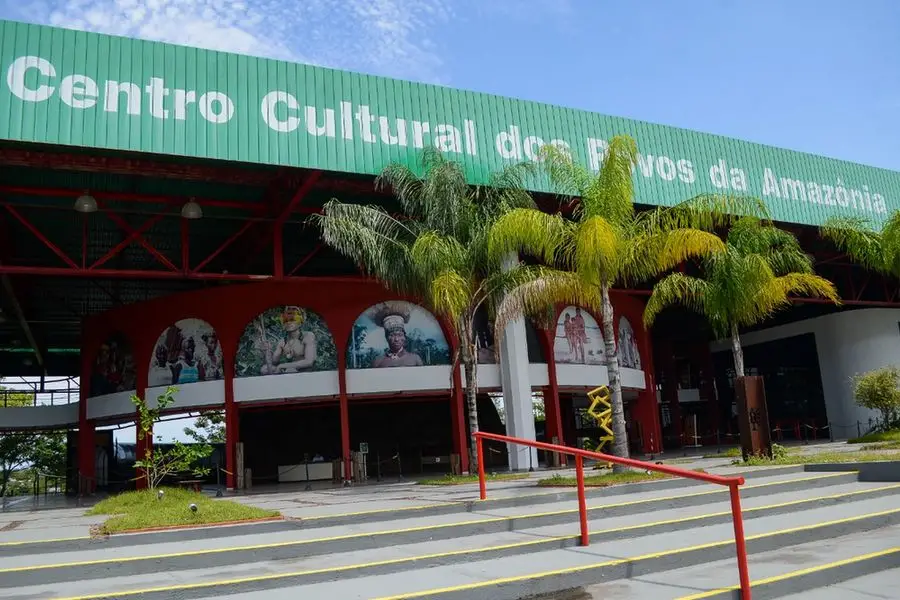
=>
[0,19,898,227]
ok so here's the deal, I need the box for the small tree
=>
[0,388,65,498]
[184,411,225,444]
[132,387,213,489]
[852,367,900,431]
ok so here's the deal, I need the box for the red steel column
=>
[542,329,566,467]
[337,354,351,483]
[77,338,96,494]
[224,363,238,490]
[451,367,469,474]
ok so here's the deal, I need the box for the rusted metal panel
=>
[0,19,897,227]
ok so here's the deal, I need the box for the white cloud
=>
[7,0,453,82]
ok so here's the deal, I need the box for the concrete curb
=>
[805,461,900,482]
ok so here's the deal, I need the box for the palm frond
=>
[494,270,601,345]
[375,163,425,216]
[410,230,468,283]
[820,216,886,273]
[571,215,621,285]
[622,228,725,285]
[538,144,592,200]
[583,135,638,225]
[430,270,472,324]
[643,273,710,328]
[636,194,769,234]
[488,208,571,266]
[310,201,424,297]
[744,273,840,327]
[478,160,540,214]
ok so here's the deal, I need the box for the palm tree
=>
[310,148,539,472]
[643,216,840,377]
[489,135,750,461]
[820,212,900,280]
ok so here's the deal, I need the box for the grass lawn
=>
[703,447,743,459]
[738,450,900,467]
[418,473,530,486]
[848,430,900,444]
[538,470,681,487]
[87,487,279,534]
[862,441,900,451]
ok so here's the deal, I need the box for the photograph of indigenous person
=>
[553,306,605,365]
[347,301,451,369]
[235,307,337,377]
[89,332,136,396]
[617,316,642,369]
[148,319,224,387]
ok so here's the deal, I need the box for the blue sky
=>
[1,0,897,170]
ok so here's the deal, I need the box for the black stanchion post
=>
[396,447,403,482]
[376,451,382,482]
[304,455,312,492]
[828,422,834,443]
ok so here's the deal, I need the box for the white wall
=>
[234,371,340,403]
[144,380,225,410]
[87,390,136,420]
[711,308,900,437]
[346,365,453,395]
[0,403,78,429]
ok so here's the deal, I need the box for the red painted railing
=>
[474,431,752,599]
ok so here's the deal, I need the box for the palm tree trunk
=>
[459,320,480,472]
[600,285,630,469]
[730,325,745,378]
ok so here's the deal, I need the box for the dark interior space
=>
[713,332,828,440]
[240,402,342,484]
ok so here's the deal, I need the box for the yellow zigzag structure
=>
[587,385,615,454]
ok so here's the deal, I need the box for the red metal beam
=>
[3,204,78,269]
[289,243,324,276]
[192,219,257,274]
[0,264,369,283]
[276,171,322,225]
[0,186,262,211]
[0,148,279,186]
[98,202,179,272]
[90,212,167,270]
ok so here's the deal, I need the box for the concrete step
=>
[6,486,898,599]
[0,469,853,560]
[566,524,900,599]
[778,566,900,599]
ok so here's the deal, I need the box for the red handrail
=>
[474,431,752,600]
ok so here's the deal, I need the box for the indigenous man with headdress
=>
[370,302,424,368]
[261,306,318,374]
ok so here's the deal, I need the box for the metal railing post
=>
[575,455,589,546]
[476,435,486,501]
[729,482,752,599]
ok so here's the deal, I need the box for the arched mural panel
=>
[347,301,451,369]
[236,306,337,377]
[554,306,605,365]
[90,332,136,396]
[617,316,642,370]
[148,319,223,387]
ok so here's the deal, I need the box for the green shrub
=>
[852,367,900,431]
